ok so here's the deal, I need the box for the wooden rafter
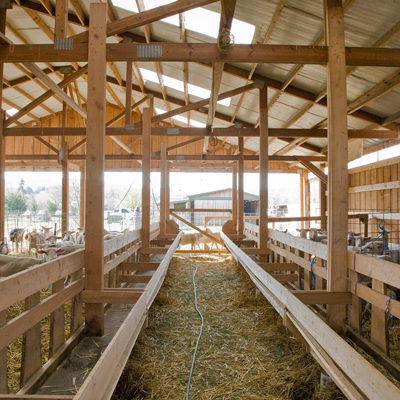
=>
[135,0,174,125]
[4,3,394,130]
[179,13,190,126]
[231,0,286,125]
[5,65,88,126]
[295,157,327,184]
[274,14,400,154]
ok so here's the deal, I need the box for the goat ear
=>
[37,249,47,254]
[57,248,65,254]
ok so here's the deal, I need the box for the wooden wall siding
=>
[348,157,400,244]
[4,108,300,172]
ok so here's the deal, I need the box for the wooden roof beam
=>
[4,43,400,66]
[23,62,86,118]
[69,0,86,26]
[230,0,286,126]
[55,0,68,40]
[135,0,174,125]
[348,69,400,114]
[5,127,394,139]
[206,0,236,130]
[295,156,327,184]
[179,13,190,126]
[153,83,255,124]
[5,65,88,126]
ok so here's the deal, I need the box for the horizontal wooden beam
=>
[82,289,144,304]
[169,208,232,213]
[348,180,400,193]
[5,154,328,162]
[5,127,396,138]
[258,262,299,272]
[175,249,229,254]
[292,290,353,305]
[0,43,399,66]
[273,274,299,283]
[118,275,152,284]
[119,262,159,271]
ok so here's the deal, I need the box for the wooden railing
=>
[223,233,400,400]
[75,232,181,400]
[0,225,159,395]
[256,227,400,378]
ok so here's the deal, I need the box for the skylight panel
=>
[6,108,18,116]
[112,0,138,12]
[139,68,231,107]
[140,1,255,43]
[161,7,255,43]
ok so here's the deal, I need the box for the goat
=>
[9,228,24,253]
[0,255,39,278]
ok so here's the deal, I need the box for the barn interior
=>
[0,0,400,399]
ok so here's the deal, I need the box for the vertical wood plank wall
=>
[348,157,400,245]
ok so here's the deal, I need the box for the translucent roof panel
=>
[155,107,206,127]
[139,68,231,106]
[112,0,255,43]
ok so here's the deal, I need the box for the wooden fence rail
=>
[222,233,400,400]
[243,223,400,375]
[0,225,159,395]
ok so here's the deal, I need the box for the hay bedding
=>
[113,255,344,400]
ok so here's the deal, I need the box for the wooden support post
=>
[0,9,6,394]
[21,293,41,386]
[304,172,311,229]
[320,165,327,230]
[55,0,68,39]
[0,8,5,243]
[141,107,152,261]
[232,164,237,231]
[325,0,348,331]
[160,140,167,234]
[49,280,65,357]
[85,2,107,336]
[259,86,268,258]
[238,137,244,235]
[61,139,69,234]
[371,280,389,354]
[125,59,132,125]
[80,164,85,228]
[166,160,170,226]
[0,112,4,243]
[299,171,305,229]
